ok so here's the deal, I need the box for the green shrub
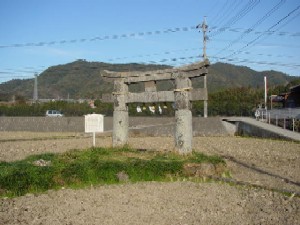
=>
[0,147,225,197]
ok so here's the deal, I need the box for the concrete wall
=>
[0,117,84,132]
[0,116,231,137]
[128,117,231,137]
[235,121,286,139]
[1,116,295,140]
[0,117,114,132]
[0,116,174,133]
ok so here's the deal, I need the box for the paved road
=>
[224,117,300,141]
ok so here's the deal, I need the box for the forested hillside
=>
[0,60,170,101]
[0,60,297,101]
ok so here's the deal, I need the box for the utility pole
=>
[202,16,208,60]
[198,16,208,118]
[33,73,38,102]
[264,76,267,110]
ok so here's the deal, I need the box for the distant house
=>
[284,85,300,108]
[273,85,300,108]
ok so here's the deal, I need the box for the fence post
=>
[293,118,295,132]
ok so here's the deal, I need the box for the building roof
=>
[290,84,300,93]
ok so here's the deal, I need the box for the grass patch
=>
[0,147,225,198]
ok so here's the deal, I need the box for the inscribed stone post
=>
[112,79,129,147]
[174,75,193,154]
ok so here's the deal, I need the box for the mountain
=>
[0,60,297,101]
[0,60,170,100]
[207,63,294,90]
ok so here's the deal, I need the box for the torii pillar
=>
[174,76,193,153]
[112,79,128,147]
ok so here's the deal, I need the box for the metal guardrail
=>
[268,108,300,119]
[256,108,300,132]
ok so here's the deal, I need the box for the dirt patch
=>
[0,132,299,224]
[1,182,299,225]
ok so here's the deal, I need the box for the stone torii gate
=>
[102,59,209,154]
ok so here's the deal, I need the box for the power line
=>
[213,37,300,49]
[210,26,300,37]
[209,55,300,68]
[252,10,300,48]
[227,4,300,58]
[212,0,242,27]
[206,0,222,22]
[0,26,197,49]
[209,0,231,26]
[209,0,261,38]
[0,23,298,51]
[1,52,300,80]
[214,0,286,56]
[0,44,299,79]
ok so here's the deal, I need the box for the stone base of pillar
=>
[113,110,128,147]
[175,109,192,154]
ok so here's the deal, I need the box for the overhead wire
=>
[211,26,300,37]
[0,26,197,49]
[1,43,298,79]
[209,55,300,69]
[212,0,242,27]
[0,22,298,50]
[251,10,300,48]
[1,2,299,81]
[209,0,230,26]
[226,4,300,58]
[209,0,261,38]
[214,0,287,57]
[1,50,300,82]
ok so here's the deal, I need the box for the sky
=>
[0,0,300,84]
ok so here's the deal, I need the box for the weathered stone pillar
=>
[145,81,157,92]
[174,75,193,154]
[112,79,128,147]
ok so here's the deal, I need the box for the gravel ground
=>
[0,132,300,224]
[1,182,299,225]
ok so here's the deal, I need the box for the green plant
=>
[0,147,226,198]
